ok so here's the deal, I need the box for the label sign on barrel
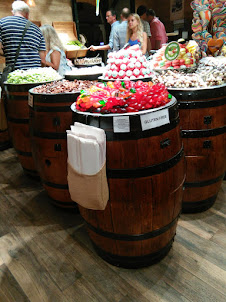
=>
[28,94,33,108]
[140,109,170,131]
[113,116,130,133]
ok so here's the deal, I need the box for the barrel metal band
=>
[182,195,217,211]
[32,105,72,112]
[178,98,225,109]
[182,126,226,138]
[15,148,32,156]
[7,117,29,124]
[184,174,224,188]
[107,147,184,178]
[85,215,179,241]
[43,180,69,189]
[33,132,67,139]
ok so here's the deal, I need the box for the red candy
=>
[76,81,171,114]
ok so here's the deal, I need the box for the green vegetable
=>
[130,88,136,93]
[121,81,125,88]
[168,94,172,99]
[67,40,84,47]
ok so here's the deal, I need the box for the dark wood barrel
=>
[4,82,45,178]
[168,85,226,213]
[29,88,79,208]
[72,98,185,268]
[0,95,11,151]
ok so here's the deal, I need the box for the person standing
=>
[90,9,119,52]
[146,9,168,50]
[127,14,147,55]
[113,8,130,51]
[137,5,152,53]
[40,25,71,77]
[0,1,46,69]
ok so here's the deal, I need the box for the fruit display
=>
[75,80,172,114]
[6,67,62,84]
[33,80,97,94]
[102,45,152,80]
[191,0,226,56]
[151,41,198,70]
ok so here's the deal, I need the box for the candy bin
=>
[70,80,186,268]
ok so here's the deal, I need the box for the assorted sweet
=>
[152,56,226,88]
[74,57,102,66]
[33,80,97,94]
[6,67,62,84]
[75,80,172,113]
[102,45,152,80]
[152,71,206,88]
[151,42,198,70]
[191,0,226,55]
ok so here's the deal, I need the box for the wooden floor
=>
[0,148,225,302]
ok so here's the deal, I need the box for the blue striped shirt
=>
[0,16,46,69]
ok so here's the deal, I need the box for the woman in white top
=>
[40,25,71,76]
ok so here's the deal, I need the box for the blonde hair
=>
[40,25,65,52]
[126,13,144,45]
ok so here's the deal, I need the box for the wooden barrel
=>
[72,98,185,268]
[4,83,44,178]
[0,95,11,151]
[29,88,79,208]
[168,84,226,213]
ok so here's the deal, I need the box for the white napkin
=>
[67,122,106,176]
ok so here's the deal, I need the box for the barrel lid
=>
[71,97,177,117]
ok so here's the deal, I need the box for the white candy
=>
[128,62,135,70]
[130,75,136,80]
[115,59,121,65]
[142,61,147,68]
[126,70,132,77]
[141,68,147,75]
[112,71,118,78]
[131,58,137,64]
[111,64,117,70]
[124,76,129,80]
[120,64,127,70]
[108,70,112,76]
[135,61,141,68]
[119,70,125,77]
[133,68,140,76]
[122,58,129,64]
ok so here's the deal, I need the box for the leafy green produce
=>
[67,40,84,47]
[6,67,62,84]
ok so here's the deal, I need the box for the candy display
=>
[75,80,171,113]
[151,42,198,70]
[191,0,226,55]
[151,55,226,88]
[102,45,152,80]
[6,67,62,84]
[33,80,97,94]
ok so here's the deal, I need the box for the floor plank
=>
[0,148,225,302]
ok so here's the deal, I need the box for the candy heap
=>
[191,0,226,55]
[33,80,97,94]
[76,81,171,114]
[102,45,152,80]
[151,42,197,70]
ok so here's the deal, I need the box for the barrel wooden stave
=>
[29,91,79,207]
[74,99,185,267]
[0,129,11,151]
[169,86,226,213]
[5,84,40,177]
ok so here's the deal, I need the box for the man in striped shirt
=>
[0,1,46,70]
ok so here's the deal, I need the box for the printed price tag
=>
[113,116,130,133]
[28,94,33,107]
[140,109,170,131]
